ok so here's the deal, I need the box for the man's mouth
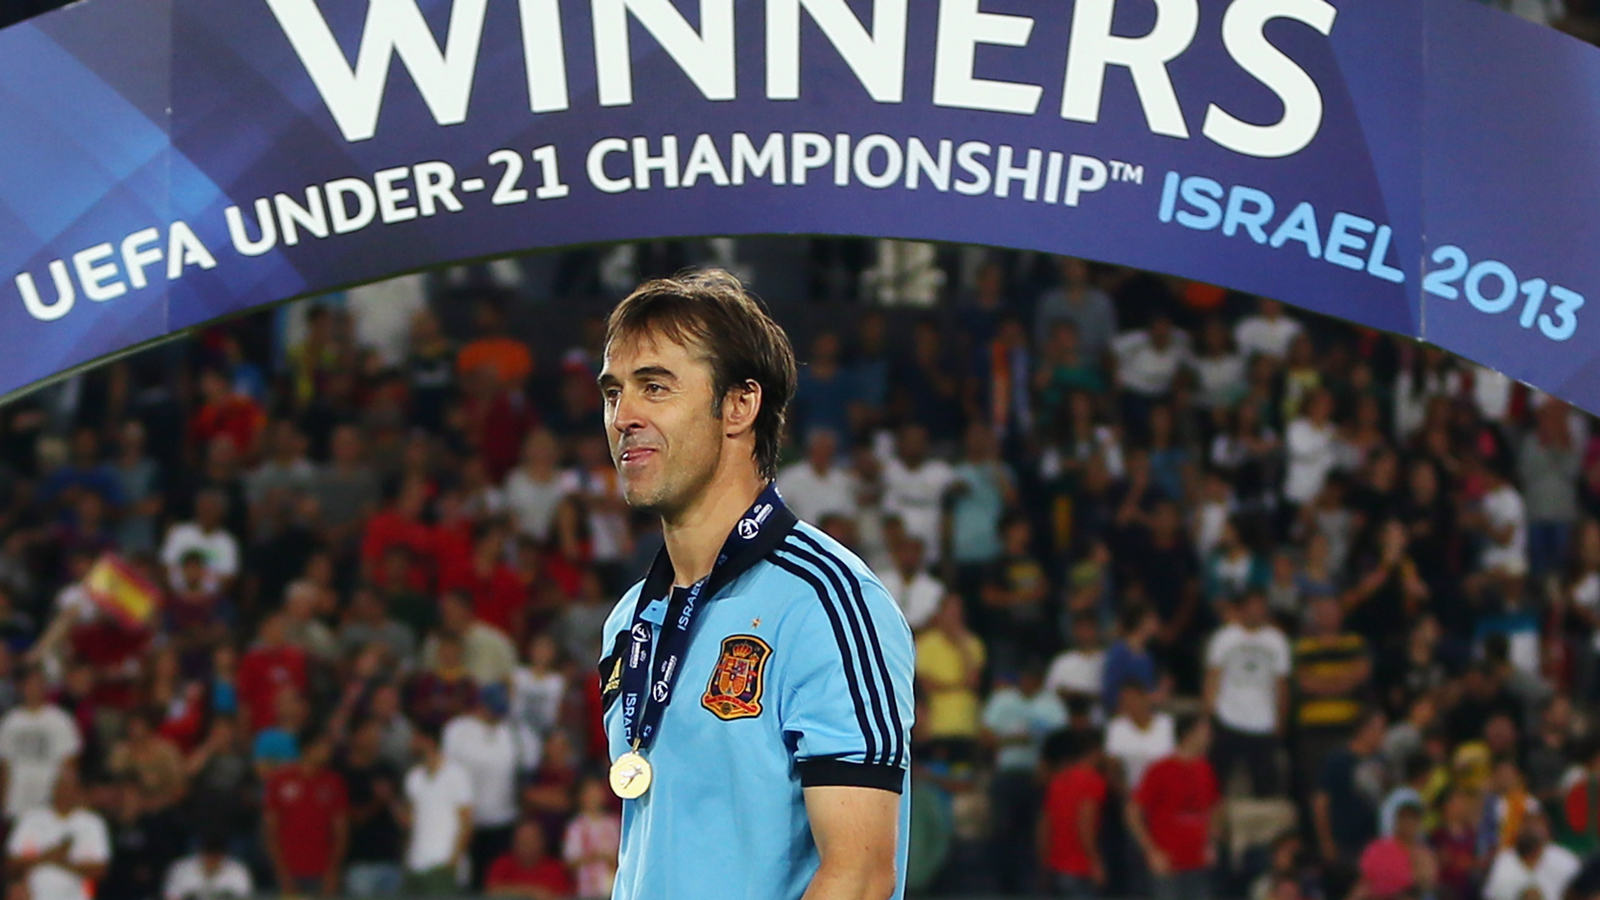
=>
[618,447,658,466]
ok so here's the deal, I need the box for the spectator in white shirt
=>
[162,832,253,900]
[1046,613,1108,722]
[401,726,475,895]
[0,668,82,820]
[775,428,857,526]
[159,489,239,589]
[881,425,955,566]
[876,533,944,631]
[1475,461,1529,580]
[1284,389,1338,508]
[1204,591,1292,797]
[6,768,109,900]
[1483,812,1581,900]
[1111,315,1192,400]
[1233,299,1304,361]
[1104,682,1175,791]
[1193,317,1248,410]
[503,430,569,543]
[443,684,519,889]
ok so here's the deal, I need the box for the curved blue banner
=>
[0,0,1589,408]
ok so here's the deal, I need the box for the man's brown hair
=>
[606,269,797,480]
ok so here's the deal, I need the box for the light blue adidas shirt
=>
[598,511,915,900]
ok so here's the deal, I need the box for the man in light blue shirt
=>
[982,665,1068,893]
[595,271,915,900]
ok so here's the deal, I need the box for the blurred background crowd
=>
[0,236,1596,900]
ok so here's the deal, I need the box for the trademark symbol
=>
[1109,161,1144,185]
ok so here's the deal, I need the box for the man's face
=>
[892,535,923,573]
[897,426,928,466]
[808,430,837,469]
[20,672,44,707]
[600,333,726,517]
[1240,595,1268,628]
[52,770,81,811]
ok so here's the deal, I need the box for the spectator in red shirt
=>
[1040,729,1108,899]
[1563,740,1600,855]
[188,367,265,461]
[264,730,350,896]
[439,526,525,641]
[238,613,309,733]
[360,477,435,591]
[1128,715,1222,900]
[1358,800,1439,900]
[486,820,574,899]
[1431,786,1483,900]
[430,489,478,590]
[459,366,537,484]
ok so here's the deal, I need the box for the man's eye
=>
[602,389,620,403]
[645,383,666,395]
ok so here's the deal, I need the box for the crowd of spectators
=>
[0,238,1598,900]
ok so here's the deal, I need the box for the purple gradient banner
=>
[0,0,1591,410]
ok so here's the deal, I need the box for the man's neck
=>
[662,467,766,587]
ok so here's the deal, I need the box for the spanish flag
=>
[84,554,162,628]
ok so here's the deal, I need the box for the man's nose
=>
[611,391,646,433]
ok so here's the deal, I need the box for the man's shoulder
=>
[66,807,107,831]
[1545,843,1582,872]
[1209,623,1244,648]
[441,715,473,740]
[468,622,515,649]
[771,524,890,596]
[12,807,54,830]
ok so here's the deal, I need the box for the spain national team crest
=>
[702,635,772,720]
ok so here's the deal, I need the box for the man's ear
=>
[722,380,763,438]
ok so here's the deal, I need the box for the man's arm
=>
[261,808,294,891]
[802,785,899,900]
[1202,666,1222,718]
[451,805,473,868]
[1123,798,1169,876]
[1275,675,1290,736]
[1079,797,1105,886]
[1312,792,1338,863]
[322,812,349,896]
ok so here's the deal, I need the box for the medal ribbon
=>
[618,483,796,752]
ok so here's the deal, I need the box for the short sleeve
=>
[1133,761,1159,809]
[1272,632,1293,676]
[56,712,83,759]
[225,862,254,898]
[161,859,191,900]
[1200,762,1221,807]
[6,812,35,856]
[331,777,349,815]
[70,814,110,864]
[1204,630,1229,669]
[0,716,15,763]
[562,821,581,865]
[775,559,915,794]
[448,766,474,808]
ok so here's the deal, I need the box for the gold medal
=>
[609,750,653,799]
